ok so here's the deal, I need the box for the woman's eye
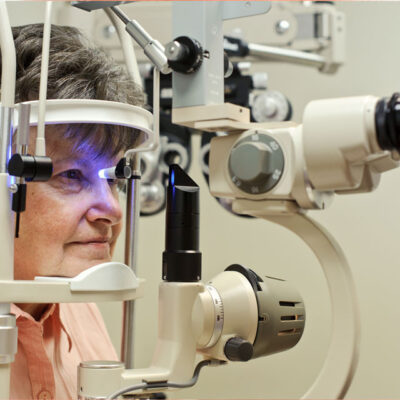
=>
[53,169,86,193]
[60,169,82,180]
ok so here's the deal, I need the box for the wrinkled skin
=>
[14,129,123,319]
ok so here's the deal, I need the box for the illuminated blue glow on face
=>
[7,144,15,184]
[7,143,12,164]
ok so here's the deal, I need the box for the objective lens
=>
[375,93,400,152]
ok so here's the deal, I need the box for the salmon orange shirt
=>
[10,303,118,400]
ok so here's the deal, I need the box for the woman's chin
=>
[59,257,113,278]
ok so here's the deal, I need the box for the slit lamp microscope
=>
[0,2,400,399]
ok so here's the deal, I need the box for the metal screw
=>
[8,184,18,194]
[165,41,186,62]
[276,20,290,35]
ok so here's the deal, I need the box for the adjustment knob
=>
[224,337,253,362]
[228,132,285,195]
[251,90,292,123]
[166,36,203,74]
[229,141,274,185]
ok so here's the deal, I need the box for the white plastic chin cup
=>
[13,99,155,154]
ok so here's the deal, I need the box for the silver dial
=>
[251,90,291,122]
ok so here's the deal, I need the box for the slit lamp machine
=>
[0,1,400,399]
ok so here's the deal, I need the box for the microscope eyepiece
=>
[375,92,400,152]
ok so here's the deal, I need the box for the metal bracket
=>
[0,315,17,364]
[222,1,271,21]
[172,1,272,108]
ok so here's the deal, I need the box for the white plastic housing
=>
[194,271,258,361]
[209,96,400,210]
[13,99,154,152]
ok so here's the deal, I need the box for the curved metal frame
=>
[234,200,360,399]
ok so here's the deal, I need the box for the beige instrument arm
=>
[233,199,360,399]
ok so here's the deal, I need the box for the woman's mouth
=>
[67,240,111,258]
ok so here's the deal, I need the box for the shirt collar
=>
[11,303,73,352]
[11,303,57,323]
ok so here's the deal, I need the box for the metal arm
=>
[233,199,360,399]
[248,42,326,69]
[110,6,170,74]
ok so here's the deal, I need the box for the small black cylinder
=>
[33,156,53,182]
[8,154,36,179]
[7,154,52,182]
[12,183,27,213]
[162,164,201,282]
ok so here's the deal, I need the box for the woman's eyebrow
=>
[52,157,91,168]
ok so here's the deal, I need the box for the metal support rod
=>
[110,6,129,25]
[248,43,326,69]
[0,107,13,174]
[110,6,170,74]
[0,4,17,398]
[0,364,11,399]
[121,155,141,368]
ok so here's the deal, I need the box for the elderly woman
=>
[3,24,144,399]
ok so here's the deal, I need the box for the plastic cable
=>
[104,8,142,87]
[36,1,52,156]
[124,67,159,157]
[106,360,214,400]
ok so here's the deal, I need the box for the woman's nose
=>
[85,179,123,225]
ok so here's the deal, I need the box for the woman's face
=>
[14,130,124,280]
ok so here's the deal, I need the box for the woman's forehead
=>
[48,136,121,170]
[45,126,122,166]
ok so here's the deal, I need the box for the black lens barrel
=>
[375,93,400,152]
[162,164,201,282]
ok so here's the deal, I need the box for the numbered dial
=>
[228,132,284,194]
[205,285,224,348]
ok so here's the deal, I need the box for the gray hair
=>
[3,23,145,159]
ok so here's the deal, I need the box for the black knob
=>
[224,337,253,362]
[8,154,36,179]
[166,36,203,74]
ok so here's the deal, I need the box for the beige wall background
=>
[7,1,400,398]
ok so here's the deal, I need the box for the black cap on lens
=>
[375,93,400,152]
